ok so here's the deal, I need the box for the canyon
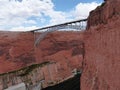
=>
[0,31,84,90]
[0,0,120,90]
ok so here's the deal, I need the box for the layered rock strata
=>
[81,0,120,90]
[0,31,84,90]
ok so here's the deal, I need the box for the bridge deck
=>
[31,19,87,47]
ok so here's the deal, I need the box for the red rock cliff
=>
[81,0,120,90]
[0,32,35,73]
[0,31,84,73]
[87,0,120,29]
[0,31,85,89]
[35,31,85,84]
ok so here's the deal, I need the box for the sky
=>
[0,0,103,31]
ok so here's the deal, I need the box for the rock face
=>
[81,0,120,90]
[87,0,120,29]
[0,31,84,90]
[35,31,84,70]
[0,32,35,73]
[35,31,85,86]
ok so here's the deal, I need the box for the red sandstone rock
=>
[0,32,35,73]
[81,0,120,90]
[0,31,84,74]
[0,31,84,89]
[34,31,84,83]
[87,0,120,29]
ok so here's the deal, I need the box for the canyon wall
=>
[0,31,84,90]
[81,0,120,90]
[0,32,35,73]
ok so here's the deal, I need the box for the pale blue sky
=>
[53,0,103,11]
[0,0,103,31]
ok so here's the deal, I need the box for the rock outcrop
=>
[81,0,120,90]
[0,32,35,73]
[87,0,120,29]
[0,31,84,90]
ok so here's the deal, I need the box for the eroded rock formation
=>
[81,0,120,90]
[0,31,84,90]
[0,32,35,73]
[87,0,120,29]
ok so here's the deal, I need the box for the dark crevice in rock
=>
[42,74,81,90]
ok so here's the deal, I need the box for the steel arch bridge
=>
[30,19,87,47]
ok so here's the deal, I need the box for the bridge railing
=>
[31,19,87,47]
